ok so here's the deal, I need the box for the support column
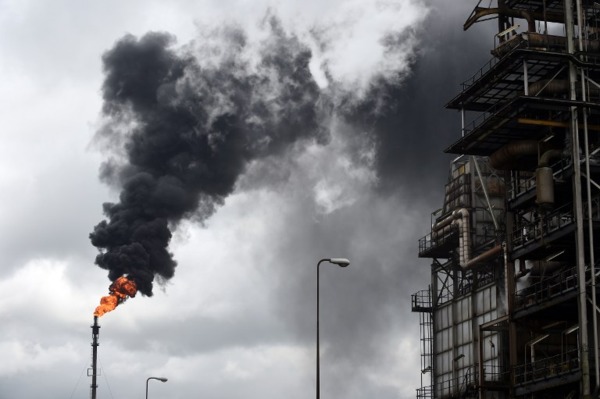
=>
[565,0,591,396]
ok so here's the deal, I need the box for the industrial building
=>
[411,1,600,398]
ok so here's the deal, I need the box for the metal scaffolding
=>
[412,1,600,398]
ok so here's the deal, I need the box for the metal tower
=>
[412,1,600,398]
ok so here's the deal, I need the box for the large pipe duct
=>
[432,208,472,268]
[526,33,600,53]
[453,208,471,268]
[528,80,570,96]
[535,167,554,206]
[536,149,562,207]
[489,140,538,170]
[465,7,537,32]
[432,208,503,269]
[431,211,457,240]
[464,1,565,32]
[464,244,502,269]
[494,34,600,57]
[527,79,600,98]
[489,141,563,207]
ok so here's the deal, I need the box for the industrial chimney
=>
[90,316,99,399]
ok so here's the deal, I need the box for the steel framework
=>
[412,1,600,398]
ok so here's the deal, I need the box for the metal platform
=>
[447,47,574,112]
[445,96,600,156]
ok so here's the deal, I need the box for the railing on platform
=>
[416,385,433,399]
[511,202,575,249]
[482,364,511,386]
[412,289,432,313]
[515,266,578,310]
[513,349,580,385]
[418,228,458,258]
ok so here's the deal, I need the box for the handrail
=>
[515,265,578,310]
[513,349,580,385]
[456,35,600,100]
[511,202,575,249]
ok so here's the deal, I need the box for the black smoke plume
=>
[90,19,326,296]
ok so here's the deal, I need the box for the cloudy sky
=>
[0,1,493,398]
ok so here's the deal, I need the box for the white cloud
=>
[0,260,72,318]
[302,0,428,94]
[0,340,78,376]
[303,120,378,214]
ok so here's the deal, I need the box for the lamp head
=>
[158,378,168,383]
[329,258,350,267]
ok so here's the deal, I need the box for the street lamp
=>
[146,376,168,399]
[317,258,350,399]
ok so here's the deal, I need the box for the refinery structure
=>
[412,0,600,398]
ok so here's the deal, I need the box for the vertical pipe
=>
[451,267,459,396]
[523,61,529,95]
[470,271,479,397]
[582,41,600,399]
[461,108,466,138]
[91,316,99,399]
[503,241,518,398]
[431,265,439,396]
[478,326,484,399]
[577,0,600,387]
[543,0,549,35]
[565,0,591,396]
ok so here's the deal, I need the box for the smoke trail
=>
[334,2,493,198]
[90,18,326,296]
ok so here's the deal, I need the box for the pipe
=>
[584,65,600,395]
[464,244,502,269]
[524,33,600,53]
[489,140,538,170]
[433,206,502,269]
[452,208,471,268]
[580,0,600,385]
[431,208,471,267]
[432,213,455,233]
[565,0,591,395]
[464,7,536,32]
[91,316,99,399]
[528,79,570,96]
[490,141,562,171]
[527,79,600,98]
[539,149,563,167]
[536,149,562,207]
[529,261,563,276]
[431,208,474,268]
[431,224,455,241]
[524,60,529,95]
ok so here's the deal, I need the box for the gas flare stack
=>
[90,316,99,399]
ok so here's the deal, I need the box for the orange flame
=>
[94,276,138,317]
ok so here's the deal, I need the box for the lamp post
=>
[317,258,350,399]
[146,376,168,399]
